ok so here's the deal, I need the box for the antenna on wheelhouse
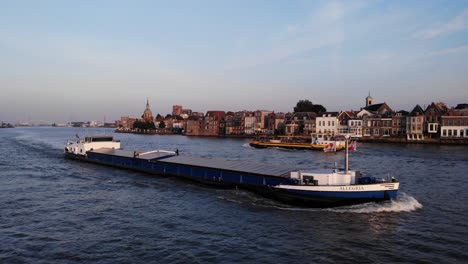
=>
[344,135,349,175]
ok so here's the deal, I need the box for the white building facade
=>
[316,113,339,137]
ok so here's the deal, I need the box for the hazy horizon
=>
[1,1,468,123]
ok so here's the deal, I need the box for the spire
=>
[146,97,150,108]
[365,92,373,107]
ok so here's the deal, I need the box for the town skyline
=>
[1,1,468,123]
[3,95,467,125]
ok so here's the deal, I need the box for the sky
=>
[1,0,468,123]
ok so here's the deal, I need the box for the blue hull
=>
[262,188,398,208]
[66,151,397,208]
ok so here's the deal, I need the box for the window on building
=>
[384,129,390,136]
[374,129,380,136]
[454,130,458,137]
[448,130,452,136]
[461,130,464,137]
[365,129,370,136]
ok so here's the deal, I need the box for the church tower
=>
[142,98,154,122]
[366,92,373,108]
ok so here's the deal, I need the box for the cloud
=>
[224,1,349,71]
[414,9,468,39]
[318,1,345,22]
[427,45,468,57]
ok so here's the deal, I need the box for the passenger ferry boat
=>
[249,134,347,151]
[65,135,399,207]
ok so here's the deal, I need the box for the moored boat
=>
[249,134,347,151]
[65,135,399,207]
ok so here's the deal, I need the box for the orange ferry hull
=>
[249,141,345,151]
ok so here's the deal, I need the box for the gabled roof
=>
[364,103,385,111]
[409,105,425,116]
[338,111,356,119]
[425,102,448,115]
[455,103,468,110]
[396,110,409,116]
[357,109,373,117]
[363,102,394,117]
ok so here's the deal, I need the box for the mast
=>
[345,135,349,175]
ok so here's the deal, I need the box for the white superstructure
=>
[65,136,120,156]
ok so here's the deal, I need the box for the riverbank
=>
[359,136,468,145]
[115,129,468,145]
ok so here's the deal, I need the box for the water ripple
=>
[0,127,467,263]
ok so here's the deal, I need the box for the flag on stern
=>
[323,142,336,152]
[348,140,357,151]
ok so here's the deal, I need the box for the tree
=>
[159,121,166,129]
[274,123,285,135]
[133,120,156,130]
[293,99,326,114]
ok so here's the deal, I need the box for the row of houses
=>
[116,98,468,142]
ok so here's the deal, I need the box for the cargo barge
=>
[65,136,399,208]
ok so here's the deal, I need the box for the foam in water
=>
[328,192,423,214]
[242,143,254,149]
[222,190,423,214]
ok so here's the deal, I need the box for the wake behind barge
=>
[65,136,399,208]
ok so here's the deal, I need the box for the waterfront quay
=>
[114,96,468,145]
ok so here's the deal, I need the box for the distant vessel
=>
[65,135,399,207]
[249,134,347,151]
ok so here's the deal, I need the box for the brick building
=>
[406,105,425,141]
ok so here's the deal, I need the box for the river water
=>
[1,127,467,263]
